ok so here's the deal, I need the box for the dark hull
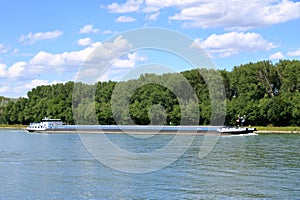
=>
[217,127,257,134]
[26,125,221,135]
[26,125,257,135]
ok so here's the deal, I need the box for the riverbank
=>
[1,125,300,134]
[254,126,300,134]
[255,130,300,134]
[0,124,26,129]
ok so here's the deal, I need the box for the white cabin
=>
[40,117,63,128]
[26,117,63,132]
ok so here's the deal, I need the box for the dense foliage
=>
[1,60,299,126]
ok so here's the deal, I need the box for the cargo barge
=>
[26,117,256,135]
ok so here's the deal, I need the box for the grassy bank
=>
[0,124,27,129]
[255,126,300,134]
[255,126,300,131]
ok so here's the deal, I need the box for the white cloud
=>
[169,0,300,30]
[107,0,143,13]
[0,63,7,77]
[79,24,99,34]
[19,30,63,44]
[263,0,300,25]
[99,30,118,35]
[0,43,9,54]
[287,48,300,57]
[107,0,208,13]
[101,30,112,34]
[146,12,160,21]
[22,79,60,91]
[75,36,149,83]
[145,0,203,8]
[30,51,65,69]
[2,42,102,98]
[77,36,134,82]
[9,79,61,97]
[0,62,28,79]
[0,42,102,97]
[97,53,147,82]
[9,36,134,84]
[29,42,102,75]
[78,37,92,46]
[12,48,19,54]
[8,62,27,78]
[108,0,300,30]
[145,0,207,12]
[116,16,137,22]
[270,52,284,60]
[0,86,9,94]
[194,32,276,57]
[0,36,147,97]
[112,53,147,68]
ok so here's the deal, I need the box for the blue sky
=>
[0,0,300,97]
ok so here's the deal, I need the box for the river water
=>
[0,129,299,199]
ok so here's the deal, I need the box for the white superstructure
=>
[26,117,63,132]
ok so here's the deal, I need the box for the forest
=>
[1,59,299,126]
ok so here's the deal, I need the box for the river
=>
[0,129,299,199]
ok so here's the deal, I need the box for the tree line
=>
[1,59,299,126]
